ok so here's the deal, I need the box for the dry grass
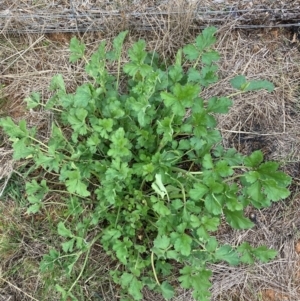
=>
[1,1,300,300]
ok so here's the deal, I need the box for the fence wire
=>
[0,2,299,34]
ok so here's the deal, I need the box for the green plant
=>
[0,28,291,301]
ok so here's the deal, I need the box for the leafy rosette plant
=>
[0,28,291,301]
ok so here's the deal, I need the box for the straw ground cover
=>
[1,3,300,301]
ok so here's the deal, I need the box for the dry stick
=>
[0,70,54,78]
[281,75,286,133]
[219,129,288,136]
[2,35,45,74]
[0,277,39,301]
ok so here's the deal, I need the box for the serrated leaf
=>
[35,152,61,173]
[161,281,175,300]
[205,129,221,145]
[178,139,191,150]
[12,138,36,160]
[69,37,85,62]
[244,150,264,167]
[201,50,220,64]
[155,261,172,277]
[0,117,28,138]
[237,242,255,264]
[223,148,244,165]
[204,178,224,194]
[189,183,209,200]
[200,65,218,87]
[106,30,128,61]
[195,26,217,51]
[174,233,192,256]
[246,181,264,205]
[101,228,122,242]
[153,235,170,250]
[204,194,222,215]
[120,273,143,301]
[65,257,77,277]
[129,277,144,300]
[74,84,93,108]
[252,246,277,263]
[153,200,171,216]
[26,179,49,208]
[40,249,60,273]
[108,128,132,159]
[207,96,232,113]
[61,238,75,253]
[224,209,254,229]
[27,203,42,214]
[190,136,206,150]
[263,179,290,201]
[166,250,179,260]
[189,215,201,228]
[49,74,65,92]
[215,160,234,177]
[244,171,260,183]
[183,44,199,61]
[86,41,107,79]
[127,39,147,63]
[113,239,131,265]
[215,245,240,265]
[161,83,200,116]
[257,162,291,186]
[24,92,41,109]
[62,169,90,197]
[91,117,113,139]
[202,153,214,169]
[226,195,243,211]
[67,108,88,136]
[57,222,73,238]
[202,216,220,231]
[187,67,202,82]
[168,65,183,83]
[179,266,212,301]
[55,284,68,299]
[206,237,218,252]
[197,226,210,240]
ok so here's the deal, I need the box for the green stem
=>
[116,50,122,90]
[169,175,186,204]
[28,136,49,151]
[151,252,161,286]
[171,167,187,174]
[223,175,243,182]
[68,234,101,294]
[172,166,203,176]
[193,53,203,69]
[49,189,90,199]
[189,171,203,175]
[115,206,121,228]
[140,178,146,191]
[67,252,87,293]
[227,91,245,98]
[54,122,75,153]
[38,102,62,112]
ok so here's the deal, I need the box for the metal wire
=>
[0,6,299,34]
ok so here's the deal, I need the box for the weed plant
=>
[0,28,291,301]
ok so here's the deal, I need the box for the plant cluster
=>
[0,28,291,301]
